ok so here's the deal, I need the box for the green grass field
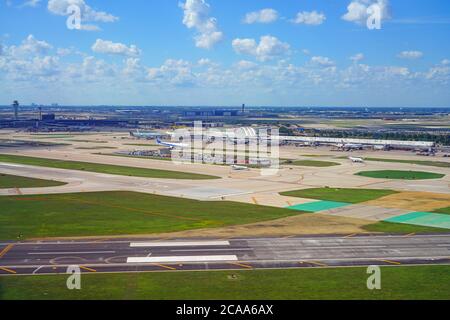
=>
[434,206,450,215]
[124,143,159,147]
[285,160,340,167]
[356,170,445,180]
[99,153,172,161]
[1,266,448,300]
[366,158,450,168]
[362,221,450,233]
[0,154,218,180]
[75,146,117,150]
[69,139,108,143]
[280,188,398,204]
[0,174,66,189]
[0,191,300,240]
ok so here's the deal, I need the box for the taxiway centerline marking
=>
[0,266,17,274]
[28,251,116,255]
[80,266,97,272]
[301,260,328,267]
[229,262,253,269]
[151,263,176,271]
[0,244,14,259]
[374,259,402,265]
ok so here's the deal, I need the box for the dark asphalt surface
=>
[0,234,449,275]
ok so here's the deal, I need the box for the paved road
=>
[1,234,449,275]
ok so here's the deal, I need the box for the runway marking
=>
[375,259,402,265]
[151,263,176,271]
[301,260,328,267]
[171,248,251,252]
[127,255,238,263]
[0,244,14,259]
[80,266,97,272]
[130,241,230,247]
[0,266,17,274]
[32,266,44,274]
[229,262,253,269]
[343,233,357,238]
[28,251,115,255]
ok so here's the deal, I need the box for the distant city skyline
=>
[1,0,450,107]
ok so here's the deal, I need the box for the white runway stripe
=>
[130,241,230,247]
[127,255,238,263]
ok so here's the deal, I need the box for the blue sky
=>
[0,0,449,107]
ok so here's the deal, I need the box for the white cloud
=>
[311,56,335,67]
[180,0,223,49]
[147,59,196,86]
[91,39,141,57]
[442,59,450,65]
[232,35,290,62]
[243,9,278,24]
[342,0,390,25]
[235,60,258,70]
[293,11,326,25]
[350,53,365,62]
[7,34,52,56]
[398,50,423,59]
[20,0,41,8]
[47,0,118,30]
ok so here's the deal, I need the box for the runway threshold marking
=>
[228,262,253,269]
[301,260,328,267]
[151,263,177,271]
[130,241,230,247]
[0,244,14,259]
[0,266,17,274]
[374,259,402,265]
[80,266,97,272]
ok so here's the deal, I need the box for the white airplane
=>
[156,138,189,149]
[130,130,162,140]
[349,156,365,163]
[231,165,249,171]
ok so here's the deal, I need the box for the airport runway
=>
[1,234,450,275]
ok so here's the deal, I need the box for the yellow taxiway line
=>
[0,244,14,259]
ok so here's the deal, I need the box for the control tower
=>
[12,100,19,120]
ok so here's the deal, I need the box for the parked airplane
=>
[231,165,249,171]
[130,130,162,140]
[156,138,189,149]
[349,156,365,163]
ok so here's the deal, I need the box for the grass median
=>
[0,174,66,189]
[280,188,398,204]
[0,154,219,180]
[1,265,449,300]
[284,160,340,167]
[356,170,445,180]
[0,191,301,240]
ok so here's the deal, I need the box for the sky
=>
[0,0,449,107]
